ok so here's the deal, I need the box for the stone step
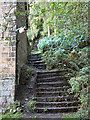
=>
[35,101,80,107]
[37,69,73,74]
[29,61,45,64]
[36,86,69,92]
[29,53,41,57]
[37,76,69,82]
[28,63,46,67]
[28,62,46,66]
[37,81,68,87]
[28,63,46,69]
[35,106,78,113]
[28,58,42,61]
[29,56,41,59]
[37,70,65,74]
[34,96,78,102]
[36,67,46,69]
[37,72,68,78]
[23,113,66,119]
[36,91,71,97]
[27,53,80,115]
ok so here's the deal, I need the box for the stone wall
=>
[0,2,16,113]
[0,1,30,113]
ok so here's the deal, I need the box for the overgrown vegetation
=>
[0,101,23,119]
[37,36,89,118]
[28,2,88,49]
[28,2,89,119]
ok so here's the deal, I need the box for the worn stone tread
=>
[36,91,67,94]
[37,69,73,74]
[37,73,67,78]
[36,91,69,97]
[29,53,41,56]
[36,86,69,91]
[37,76,68,81]
[35,106,78,113]
[28,58,42,61]
[37,81,67,85]
[33,63,46,66]
[35,101,80,107]
[31,61,45,64]
[35,95,78,102]
[36,106,78,109]
[23,113,63,118]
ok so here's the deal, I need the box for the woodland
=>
[0,1,89,119]
[27,2,89,118]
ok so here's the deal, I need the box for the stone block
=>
[9,52,15,57]
[2,53,8,58]
[1,91,11,96]
[2,68,10,73]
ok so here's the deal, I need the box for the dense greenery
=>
[38,36,89,69]
[27,2,88,49]
[28,2,89,119]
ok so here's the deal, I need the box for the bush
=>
[38,35,89,71]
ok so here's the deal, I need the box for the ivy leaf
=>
[5,37,10,41]
[5,13,8,15]
[25,12,27,14]
[9,4,12,7]
[3,25,7,31]
[41,8,45,13]
[14,11,20,15]
[51,2,56,9]
[4,17,6,19]
[35,14,39,17]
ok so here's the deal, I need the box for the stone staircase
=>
[28,53,46,69]
[28,53,80,114]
